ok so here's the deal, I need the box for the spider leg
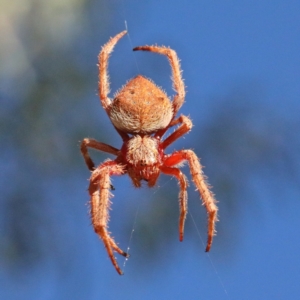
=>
[133,45,185,117]
[98,31,127,110]
[89,160,127,275]
[164,150,218,252]
[160,115,193,149]
[81,138,119,171]
[160,166,188,242]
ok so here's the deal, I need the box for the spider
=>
[81,30,218,275]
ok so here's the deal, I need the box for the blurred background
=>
[1,0,300,299]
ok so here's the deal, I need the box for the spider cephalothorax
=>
[81,31,218,275]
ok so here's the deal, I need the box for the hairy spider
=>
[81,31,218,275]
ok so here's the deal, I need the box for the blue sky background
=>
[1,1,300,299]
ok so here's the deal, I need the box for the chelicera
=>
[81,31,218,275]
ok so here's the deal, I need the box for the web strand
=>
[190,212,230,299]
[122,177,174,272]
[122,201,140,271]
[124,21,140,73]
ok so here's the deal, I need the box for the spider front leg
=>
[133,45,185,116]
[98,30,127,110]
[89,160,127,275]
[164,150,218,252]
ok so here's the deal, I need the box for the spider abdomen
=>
[108,75,173,134]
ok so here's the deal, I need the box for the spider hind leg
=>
[89,160,126,275]
[163,150,218,252]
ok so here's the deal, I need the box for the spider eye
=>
[139,160,146,166]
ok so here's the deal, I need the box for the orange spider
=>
[81,31,218,275]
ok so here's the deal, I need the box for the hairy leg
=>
[160,166,188,242]
[164,150,218,252]
[160,115,193,149]
[98,31,127,110]
[89,160,127,275]
[133,45,185,116]
[81,138,119,170]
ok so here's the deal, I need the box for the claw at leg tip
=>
[122,251,130,258]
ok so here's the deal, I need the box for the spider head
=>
[108,75,173,134]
